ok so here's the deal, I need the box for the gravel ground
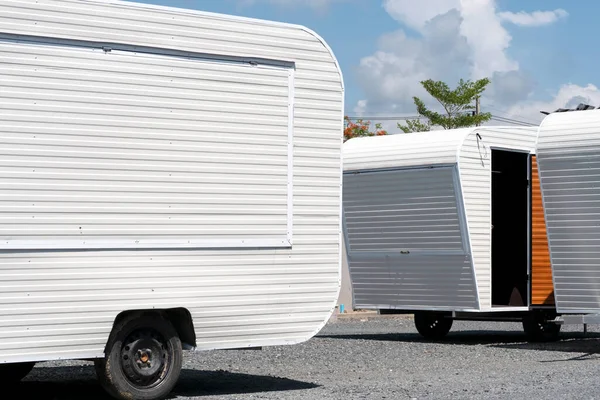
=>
[17,316,600,400]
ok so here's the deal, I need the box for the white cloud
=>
[354,0,573,126]
[354,100,368,115]
[382,0,516,78]
[356,10,471,112]
[459,0,516,78]
[498,9,568,27]
[505,84,600,124]
[488,70,535,104]
[383,0,459,31]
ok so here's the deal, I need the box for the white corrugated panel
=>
[0,0,343,362]
[343,129,472,172]
[0,40,293,249]
[344,167,478,311]
[459,127,538,309]
[537,110,600,313]
[342,126,538,312]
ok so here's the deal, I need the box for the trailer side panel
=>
[344,167,478,311]
[0,0,343,363]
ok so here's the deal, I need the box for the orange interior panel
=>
[531,155,555,305]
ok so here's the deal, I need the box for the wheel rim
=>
[534,314,557,333]
[537,320,558,334]
[425,314,446,330]
[120,328,171,389]
[537,321,547,332]
[428,318,441,329]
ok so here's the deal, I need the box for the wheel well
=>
[108,308,196,350]
[165,308,196,348]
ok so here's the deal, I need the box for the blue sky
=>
[135,0,599,126]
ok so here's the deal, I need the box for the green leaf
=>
[397,119,431,133]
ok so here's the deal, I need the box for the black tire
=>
[414,311,453,340]
[0,362,35,384]
[95,315,183,400]
[522,311,561,342]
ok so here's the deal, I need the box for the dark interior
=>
[491,150,529,307]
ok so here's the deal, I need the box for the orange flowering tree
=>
[344,116,387,142]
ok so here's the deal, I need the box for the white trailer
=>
[0,1,344,398]
[342,126,567,341]
[537,107,600,325]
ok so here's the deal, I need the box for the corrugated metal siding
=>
[0,0,343,362]
[349,254,477,310]
[530,156,554,305]
[0,39,292,248]
[537,110,600,313]
[343,129,471,172]
[459,127,537,309]
[344,167,478,310]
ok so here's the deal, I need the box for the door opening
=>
[491,149,530,307]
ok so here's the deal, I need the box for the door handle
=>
[400,250,410,255]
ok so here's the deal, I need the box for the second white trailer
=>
[342,126,563,340]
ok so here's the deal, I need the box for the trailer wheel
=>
[414,311,453,340]
[95,315,183,400]
[0,362,35,384]
[522,311,561,342]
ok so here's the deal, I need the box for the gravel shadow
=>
[18,366,318,399]
[319,330,527,344]
[491,336,600,361]
[318,330,600,346]
[19,368,110,400]
[173,369,318,397]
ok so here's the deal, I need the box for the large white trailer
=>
[342,126,566,341]
[0,1,344,398]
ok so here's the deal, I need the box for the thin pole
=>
[475,96,481,126]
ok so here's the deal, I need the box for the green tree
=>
[397,119,431,133]
[399,78,492,132]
